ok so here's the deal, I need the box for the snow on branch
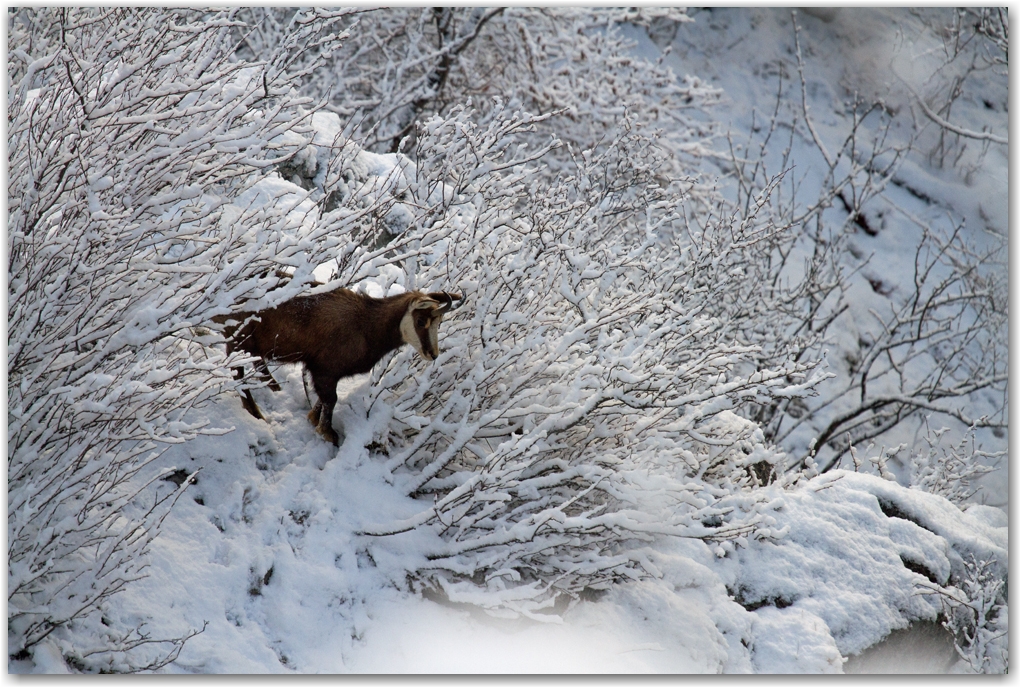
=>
[333,104,824,613]
[7,7,366,668]
[723,24,1007,475]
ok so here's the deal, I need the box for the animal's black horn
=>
[433,292,463,315]
[435,295,453,315]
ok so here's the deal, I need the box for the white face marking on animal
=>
[399,309,425,358]
[401,299,440,361]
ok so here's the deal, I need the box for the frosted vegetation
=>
[7,7,1007,673]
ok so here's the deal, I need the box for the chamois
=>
[222,287,462,446]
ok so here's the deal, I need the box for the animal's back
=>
[251,289,369,369]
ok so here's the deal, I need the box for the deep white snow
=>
[10,8,1007,675]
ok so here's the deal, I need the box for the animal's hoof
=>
[319,426,340,447]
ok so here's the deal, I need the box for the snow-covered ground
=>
[19,366,1005,674]
[10,8,1007,675]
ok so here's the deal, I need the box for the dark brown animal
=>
[222,287,462,445]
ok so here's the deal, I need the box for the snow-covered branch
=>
[326,105,822,612]
[7,7,360,666]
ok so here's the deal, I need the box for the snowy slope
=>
[22,126,1006,673]
[660,7,1008,506]
[20,358,1003,674]
[11,8,1007,675]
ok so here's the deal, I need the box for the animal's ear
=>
[427,291,464,315]
[411,298,441,313]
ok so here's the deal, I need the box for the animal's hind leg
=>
[303,367,324,426]
[310,373,341,447]
[308,402,323,427]
[234,366,266,421]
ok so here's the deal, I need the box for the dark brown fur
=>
[221,287,460,445]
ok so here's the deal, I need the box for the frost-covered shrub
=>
[916,557,1008,674]
[233,8,719,179]
[7,7,363,665]
[231,7,1009,483]
[910,422,1000,505]
[308,103,831,615]
[714,19,1009,474]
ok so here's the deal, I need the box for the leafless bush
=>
[915,556,1008,674]
[809,221,1007,470]
[326,103,832,615]
[724,12,1007,475]
[233,7,718,184]
[896,8,1008,168]
[909,420,1001,505]
[7,7,366,668]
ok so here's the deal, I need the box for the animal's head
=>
[400,291,464,361]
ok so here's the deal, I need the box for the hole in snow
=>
[248,565,274,597]
[162,468,194,486]
[866,276,893,295]
[890,177,935,206]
